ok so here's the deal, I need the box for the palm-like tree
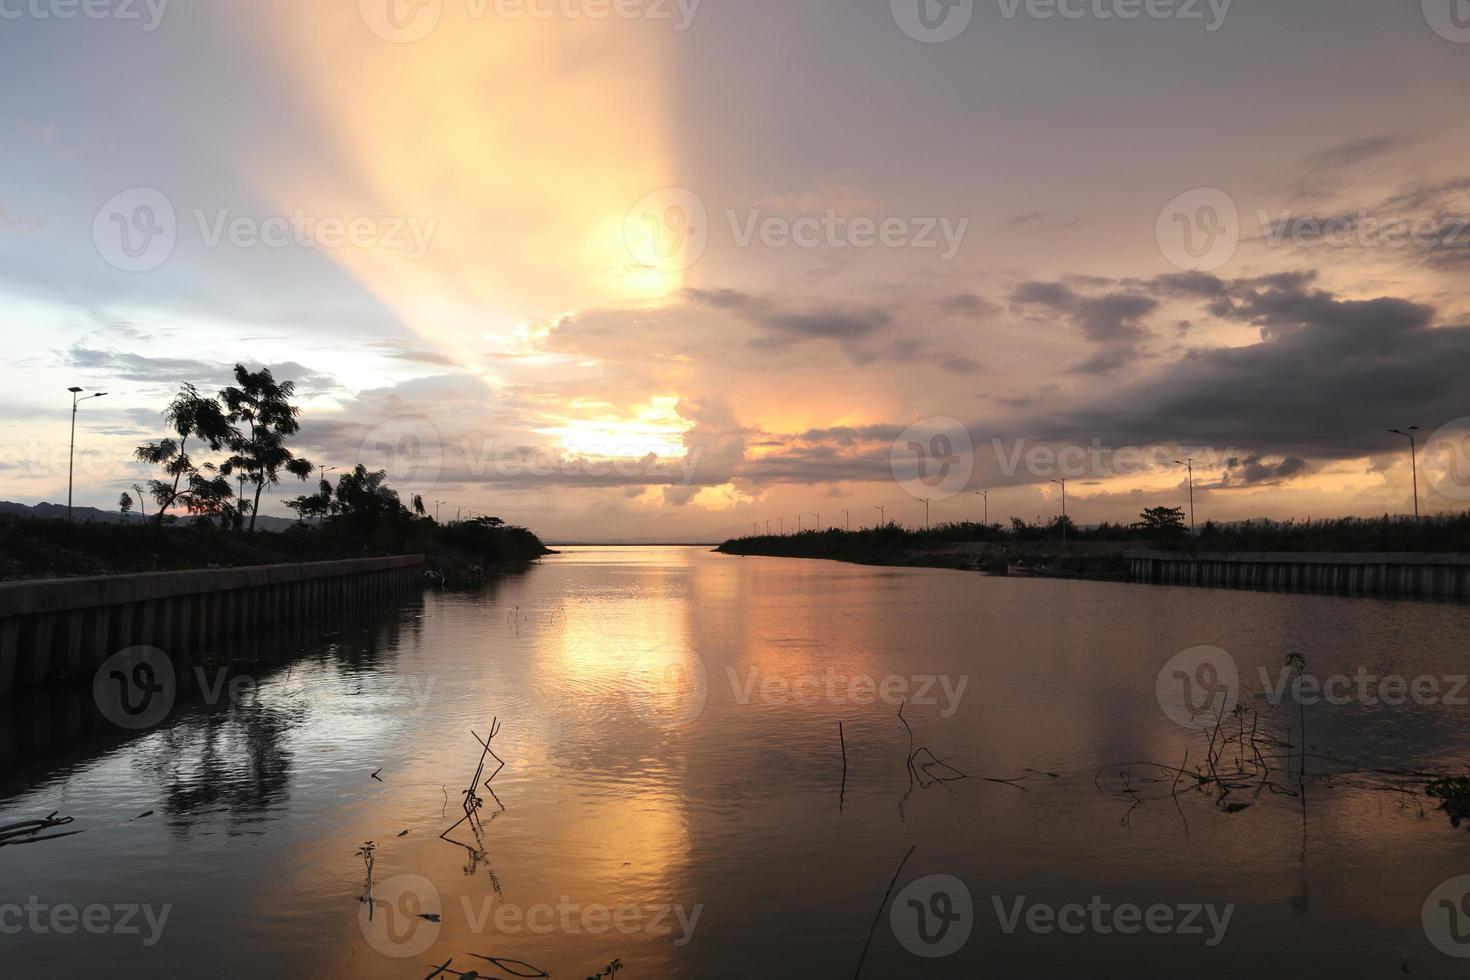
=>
[134,383,236,524]
[219,365,315,536]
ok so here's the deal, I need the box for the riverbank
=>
[0,514,550,582]
[717,534,1133,579]
[717,515,1470,593]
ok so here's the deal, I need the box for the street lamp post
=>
[1389,427,1422,521]
[974,489,988,527]
[1173,458,1195,533]
[1052,478,1068,545]
[874,505,885,529]
[922,498,930,530]
[67,387,108,522]
[811,513,820,531]
[842,508,851,531]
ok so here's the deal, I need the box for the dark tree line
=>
[129,365,313,536]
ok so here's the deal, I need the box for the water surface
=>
[4,546,1470,977]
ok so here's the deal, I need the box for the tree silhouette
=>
[134,383,236,524]
[219,365,315,537]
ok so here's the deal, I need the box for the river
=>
[4,545,1470,977]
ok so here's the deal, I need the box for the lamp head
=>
[68,386,83,393]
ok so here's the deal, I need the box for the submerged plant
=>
[1427,776,1470,829]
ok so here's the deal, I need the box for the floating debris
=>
[0,812,82,848]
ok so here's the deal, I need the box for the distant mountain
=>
[0,500,304,533]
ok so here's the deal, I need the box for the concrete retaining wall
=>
[0,555,426,693]
[1128,551,1470,600]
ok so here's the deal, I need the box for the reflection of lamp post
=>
[974,489,988,526]
[67,387,108,522]
[1389,427,1421,521]
[1052,478,1068,545]
[874,505,885,529]
[1173,458,1195,533]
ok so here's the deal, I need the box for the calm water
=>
[4,546,1470,978]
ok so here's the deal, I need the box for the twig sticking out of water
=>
[356,841,377,913]
[465,951,551,977]
[440,719,508,847]
[854,844,916,980]
[839,721,848,811]
[897,702,968,792]
[0,812,82,848]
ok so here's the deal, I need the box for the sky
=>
[2,0,1470,541]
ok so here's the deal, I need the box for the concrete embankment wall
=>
[1128,552,1470,600]
[0,555,426,693]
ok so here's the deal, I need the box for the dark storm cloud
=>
[685,288,889,349]
[684,286,978,372]
[62,346,338,396]
[1023,277,1468,460]
[367,341,460,367]
[1010,281,1158,344]
[1214,454,1311,488]
[1254,174,1470,269]
[1285,133,1416,202]
[1003,210,1057,228]
[1302,132,1414,171]
[941,292,1000,319]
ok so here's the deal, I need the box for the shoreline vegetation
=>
[715,512,1470,581]
[0,511,550,583]
[3,367,550,583]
